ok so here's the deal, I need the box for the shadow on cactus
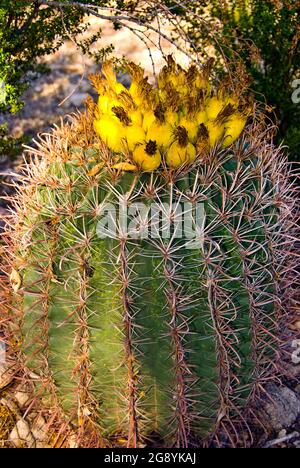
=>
[3,57,299,448]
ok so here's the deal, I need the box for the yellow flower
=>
[165,126,197,168]
[94,116,125,153]
[98,94,121,115]
[112,162,138,172]
[133,140,162,172]
[205,121,225,147]
[170,69,186,92]
[205,97,226,121]
[92,59,252,172]
[129,110,143,127]
[222,114,247,148]
[165,110,179,127]
[225,95,239,109]
[142,110,156,133]
[147,121,174,148]
[130,81,142,106]
[124,125,146,152]
[196,110,207,125]
[179,117,199,143]
[114,82,127,95]
[166,142,196,168]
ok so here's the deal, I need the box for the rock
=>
[68,92,87,108]
[14,391,30,408]
[0,364,14,390]
[34,85,43,93]
[281,360,300,380]
[290,320,300,331]
[262,384,300,431]
[68,434,78,449]
[31,415,47,442]
[9,419,35,448]
[278,429,287,438]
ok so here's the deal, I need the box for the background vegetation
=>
[0,0,299,159]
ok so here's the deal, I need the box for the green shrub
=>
[181,0,300,159]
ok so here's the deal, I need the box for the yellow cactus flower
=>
[205,121,225,148]
[166,142,197,168]
[147,121,174,149]
[112,162,138,172]
[223,114,247,148]
[98,94,121,115]
[170,69,186,92]
[165,110,179,127]
[92,59,252,172]
[133,140,162,172]
[114,82,127,95]
[142,110,156,133]
[205,97,226,121]
[129,81,142,106]
[179,117,199,143]
[129,110,143,127]
[124,125,146,152]
[225,95,239,109]
[165,126,197,168]
[196,110,207,125]
[94,116,125,153]
[195,75,209,90]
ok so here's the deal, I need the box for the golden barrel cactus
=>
[3,57,298,448]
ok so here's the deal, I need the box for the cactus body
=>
[6,59,298,448]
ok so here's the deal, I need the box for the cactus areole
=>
[7,58,296,448]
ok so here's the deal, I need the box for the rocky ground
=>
[0,17,299,449]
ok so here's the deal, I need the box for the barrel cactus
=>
[4,57,297,448]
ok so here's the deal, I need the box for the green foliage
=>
[0,0,87,114]
[0,0,118,159]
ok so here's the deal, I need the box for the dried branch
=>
[22,0,196,62]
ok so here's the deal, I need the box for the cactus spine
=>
[4,58,298,448]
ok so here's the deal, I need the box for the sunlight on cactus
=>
[2,58,298,448]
